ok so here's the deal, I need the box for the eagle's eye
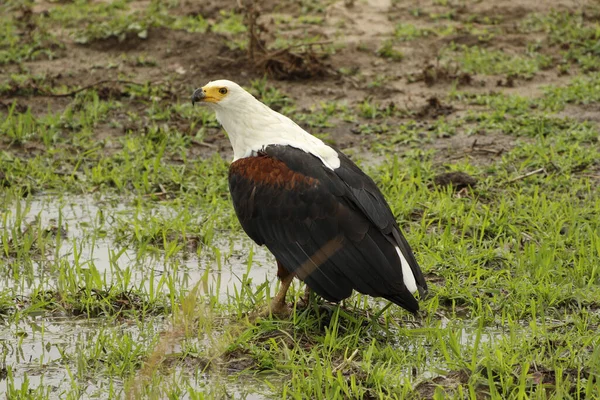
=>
[219,88,228,95]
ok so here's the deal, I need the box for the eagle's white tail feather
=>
[395,246,418,294]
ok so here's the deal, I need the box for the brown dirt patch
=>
[433,171,477,191]
[431,131,515,167]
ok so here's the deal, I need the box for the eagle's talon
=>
[250,300,291,320]
[268,299,292,318]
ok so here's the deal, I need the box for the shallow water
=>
[1,194,274,298]
[1,316,105,395]
[0,194,276,397]
[0,315,274,398]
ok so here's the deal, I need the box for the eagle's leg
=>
[251,262,294,320]
[268,261,294,317]
[269,272,294,316]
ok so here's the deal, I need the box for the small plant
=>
[74,14,153,43]
[1,103,37,144]
[358,99,380,119]
[377,40,403,61]
[211,10,247,35]
[171,14,209,33]
[0,15,62,65]
[539,73,600,111]
[519,11,600,71]
[443,44,551,79]
[394,23,432,41]
[124,54,158,67]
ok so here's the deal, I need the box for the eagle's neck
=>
[214,98,340,170]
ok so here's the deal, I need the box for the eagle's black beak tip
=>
[191,88,204,106]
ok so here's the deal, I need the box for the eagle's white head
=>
[191,79,253,109]
[192,79,340,169]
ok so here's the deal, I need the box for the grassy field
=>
[1,0,599,398]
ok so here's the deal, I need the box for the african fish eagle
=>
[191,80,427,315]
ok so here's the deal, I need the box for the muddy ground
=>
[2,0,595,165]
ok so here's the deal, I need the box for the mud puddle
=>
[0,316,106,395]
[1,194,276,299]
[0,195,518,398]
[1,193,279,397]
[0,315,273,398]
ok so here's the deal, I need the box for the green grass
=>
[2,0,600,398]
[520,11,600,72]
[2,76,599,397]
[394,23,436,41]
[0,13,62,65]
[540,73,600,111]
[442,45,552,79]
[377,40,404,61]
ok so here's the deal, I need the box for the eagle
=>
[192,80,427,316]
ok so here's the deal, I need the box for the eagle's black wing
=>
[228,145,427,313]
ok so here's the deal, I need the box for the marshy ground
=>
[1,0,599,398]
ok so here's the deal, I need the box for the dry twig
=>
[507,167,546,183]
[39,79,158,98]
[191,139,218,149]
[332,349,360,373]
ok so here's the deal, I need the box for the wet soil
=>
[2,0,596,165]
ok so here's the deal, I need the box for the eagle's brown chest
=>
[229,153,317,190]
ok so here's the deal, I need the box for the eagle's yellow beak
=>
[191,86,227,105]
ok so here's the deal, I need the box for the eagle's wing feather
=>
[228,145,426,313]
